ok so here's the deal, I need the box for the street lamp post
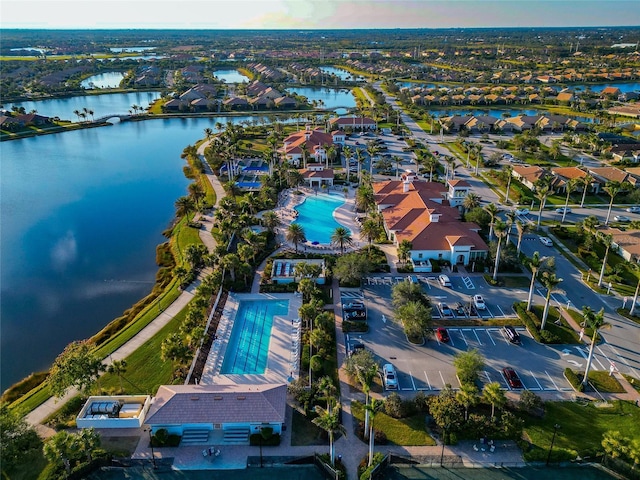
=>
[146,428,158,469]
[440,426,448,467]
[546,424,561,466]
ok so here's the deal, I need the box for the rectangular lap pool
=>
[220,299,289,374]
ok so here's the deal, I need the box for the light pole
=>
[546,424,561,466]
[440,425,448,466]
[146,428,158,469]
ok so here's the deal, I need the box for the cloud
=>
[50,231,78,271]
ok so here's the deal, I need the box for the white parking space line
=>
[458,329,469,347]
[606,344,632,371]
[545,371,559,391]
[462,277,475,289]
[596,345,614,367]
[484,371,492,383]
[409,372,417,391]
[449,332,455,347]
[424,372,432,390]
[529,371,543,390]
[483,307,493,319]
[575,346,589,361]
[472,329,483,345]
[495,305,506,318]
[440,371,447,387]
[486,330,496,346]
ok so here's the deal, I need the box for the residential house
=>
[281,126,335,166]
[16,113,51,126]
[144,384,287,441]
[273,96,297,108]
[556,92,575,104]
[599,227,640,263]
[511,165,558,191]
[600,87,622,98]
[551,167,599,194]
[588,166,637,188]
[163,99,190,112]
[373,180,488,271]
[223,97,249,110]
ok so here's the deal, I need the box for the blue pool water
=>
[293,194,350,244]
[221,299,289,374]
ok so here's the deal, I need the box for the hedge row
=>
[513,302,543,343]
[564,368,585,392]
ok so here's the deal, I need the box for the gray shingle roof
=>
[145,384,287,426]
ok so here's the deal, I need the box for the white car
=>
[614,215,630,223]
[473,295,486,310]
[515,208,530,216]
[625,206,640,213]
[539,236,553,246]
[555,207,572,214]
[382,363,398,390]
[438,274,452,287]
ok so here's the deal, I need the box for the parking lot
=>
[342,275,586,396]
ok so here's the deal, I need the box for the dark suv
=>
[502,326,521,345]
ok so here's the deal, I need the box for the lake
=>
[286,87,356,110]
[5,91,162,121]
[214,69,250,83]
[319,66,365,82]
[0,112,281,391]
[81,72,126,89]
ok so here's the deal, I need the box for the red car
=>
[436,327,450,343]
[502,367,524,389]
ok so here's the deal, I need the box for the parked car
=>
[436,327,450,343]
[438,274,452,287]
[343,301,365,310]
[502,326,521,345]
[382,363,398,390]
[473,295,486,310]
[539,236,553,247]
[502,367,524,389]
[614,215,630,222]
[348,342,365,357]
[439,303,453,317]
[625,206,640,213]
[454,302,466,317]
[515,208,530,216]
[555,207,572,214]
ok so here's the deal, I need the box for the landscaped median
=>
[513,302,581,344]
[564,368,625,394]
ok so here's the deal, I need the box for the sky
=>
[2,0,640,29]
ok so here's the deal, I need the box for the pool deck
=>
[273,187,363,252]
[199,293,302,386]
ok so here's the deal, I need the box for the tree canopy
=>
[48,340,104,397]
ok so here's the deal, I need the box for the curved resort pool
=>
[293,193,350,244]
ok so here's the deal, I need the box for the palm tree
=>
[515,220,530,256]
[534,178,552,229]
[630,266,640,317]
[473,144,483,175]
[597,234,613,288]
[457,383,479,421]
[261,211,281,235]
[580,173,594,207]
[581,307,611,387]
[204,127,213,142]
[175,196,195,219]
[365,398,380,467]
[484,203,501,240]
[603,181,623,226]
[286,223,306,253]
[504,211,516,245]
[503,165,514,204]
[527,252,544,311]
[107,359,127,393]
[312,404,346,466]
[462,192,482,213]
[360,219,381,248]
[540,272,563,330]
[482,382,506,419]
[492,220,507,281]
[561,178,579,224]
[331,227,353,253]
[392,155,403,180]
[355,363,378,439]
[397,239,412,265]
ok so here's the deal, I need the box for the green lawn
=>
[351,401,436,446]
[529,305,581,344]
[522,400,640,462]
[586,371,625,394]
[291,409,327,446]
[99,308,187,395]
[622,374,640,393]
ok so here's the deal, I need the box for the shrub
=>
[539,329,561,344]
[342,320,369,333]
[413,391,430,413]
[564,368,584,392]
[384,392,406,419]
[518,390,544,415]
[249,432,281,446]
[514,303,543,343]
[358,452,386,480]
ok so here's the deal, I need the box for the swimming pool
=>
[293,194,350,244]
[220,299,289,374]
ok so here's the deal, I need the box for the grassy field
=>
[351,401,436,446]
[522,400,640,462]
[586,371,625,394]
